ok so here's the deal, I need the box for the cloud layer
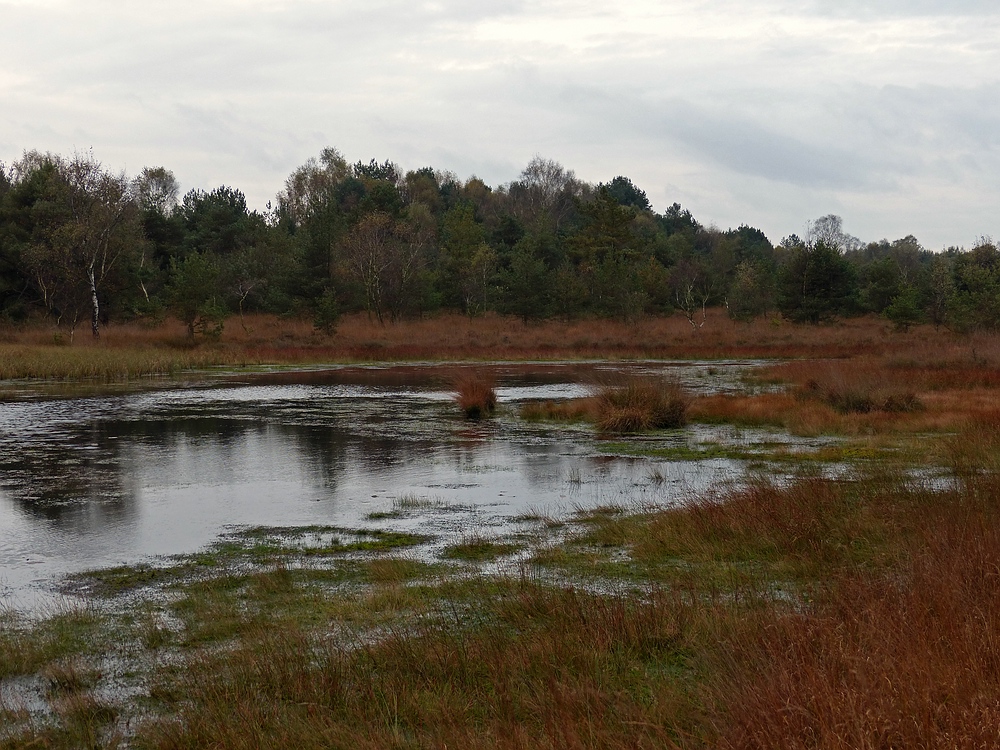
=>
[1,0,997,247]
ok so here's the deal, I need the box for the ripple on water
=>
[0,360,776,611]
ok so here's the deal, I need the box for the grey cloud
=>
[516,79,889,190]
[660,107,873,189]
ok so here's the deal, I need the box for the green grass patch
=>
[229,525,431,555]
[441,535,522,561]
[0,608,104,679]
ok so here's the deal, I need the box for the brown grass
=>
[596,377,689,432]
[520,397,599,422]
[137,586,694,749]
[690,349,1000,437]
[3,310,997,376]
[521,379,689,432]
[454,373,497,418]
[711,476,1000,749]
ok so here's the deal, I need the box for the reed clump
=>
[800,377,923,414]
[596,377,689,432]
[454,374,497,419]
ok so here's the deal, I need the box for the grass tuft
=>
[596,376,689,432]
[441,532,520,561]
[454,373,498,419]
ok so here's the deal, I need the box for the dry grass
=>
[521,378,689,432]
[691,348,1000,437]
[711,476,1000,749]
[135,585,694,750]
[596,377,689,432]
[454,373,497,418]
[520,396,599,422]
[3,310,996,381]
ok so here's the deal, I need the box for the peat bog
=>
[3,316,1000,747]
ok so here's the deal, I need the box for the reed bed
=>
[712,475,1000,749]
[520,396,599,422]
[520,378,689,432]
[691,345,1000,437]
[135,585,693,750]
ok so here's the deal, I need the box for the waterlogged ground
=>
[0,360,799,610]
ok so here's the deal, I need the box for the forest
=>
[0,148,995,339]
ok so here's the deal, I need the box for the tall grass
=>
[454,373,497,418]
[0,344,257,381]
[596,377,689,432]
[520,396,599,422]
[4,311,997,380]
[692,349,1000,437]
[712,475,1000,749]
[136,585,693,749]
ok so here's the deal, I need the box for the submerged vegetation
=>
[5,448,1000,747]
[7,321,1000,745]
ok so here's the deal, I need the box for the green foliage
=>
[727,259,775,322]
[169,252,225,337]
[439,203,491,313]
[601,175,651,210]
[1,148,992,332]
[179,186,260,258]
[884,285,922,331]
[778,242,858,323]
[499,236,551,322]
[312,287,340,335]
[947,241,1000,331]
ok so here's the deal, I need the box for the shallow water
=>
[0,360,769,610]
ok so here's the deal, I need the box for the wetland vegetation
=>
[5,142,1000,748]
[3,319,1000,747]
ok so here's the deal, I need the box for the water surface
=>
[0,361,767,609]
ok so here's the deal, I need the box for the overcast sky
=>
[2,0,997,248]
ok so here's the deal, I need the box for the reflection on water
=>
[0,361,762,609]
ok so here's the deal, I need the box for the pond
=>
[0,360,777,611]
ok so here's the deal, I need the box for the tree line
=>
[0,148,996,338]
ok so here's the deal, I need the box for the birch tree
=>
[14,151,142,338]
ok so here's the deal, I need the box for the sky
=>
[1,0,997,249]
